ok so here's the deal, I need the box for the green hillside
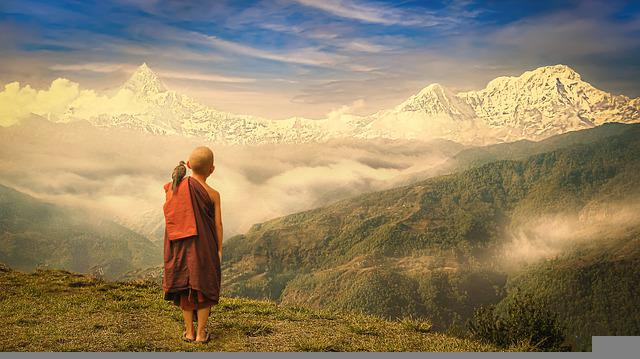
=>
[499,228,640,351]
[222,123,640,344]
[396,122,637,186]
[0,184,161,279]
[447,122,636,170]
[0,266,508,352]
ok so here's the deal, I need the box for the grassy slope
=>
[0,266,506,352]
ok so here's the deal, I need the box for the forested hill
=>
[221,123,640,347]
[0,184,161,279]
[446,122,637,170]
[500,227,640,351]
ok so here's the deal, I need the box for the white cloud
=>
[158,70,256,83]
[0,78,145,127]
[0,79,81,126]
[341,40,392,53]
[292,0,442,26]
[326,98,366,132]
[499,202,640,268]
[50,62,133,73]
[197,33,348,67]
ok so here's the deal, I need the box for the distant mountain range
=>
[363,65,640,144]
[29,63,640,145]
[59,63,329,145]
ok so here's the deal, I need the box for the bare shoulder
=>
[204,184,221,204]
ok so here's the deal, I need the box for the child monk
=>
[162,146,223,343]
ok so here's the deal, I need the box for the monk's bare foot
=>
[196,330,210,343]
[185,326,196,341]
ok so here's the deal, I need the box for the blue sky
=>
[1,0,639,118]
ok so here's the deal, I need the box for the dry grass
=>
[0,267,507,352]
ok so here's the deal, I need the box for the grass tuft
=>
[401,317,433,333]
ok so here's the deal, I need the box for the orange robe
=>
[162,176,221,310]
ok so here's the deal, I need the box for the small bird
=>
[171,161,187,193]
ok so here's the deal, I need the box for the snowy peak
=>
[519,64,581,82]
[123,63,166,95]
[413,83,454,105]
[365,64,640,144]
[397,83,472,117]
[456,63,640,131]
[387,83,477,128]
[401,65,587,117]
[398,83,450,111]
[417,83,448,96]
[80,62,329,145]
[476,64,581,95]
[44,62,640,146]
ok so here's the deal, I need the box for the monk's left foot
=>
[183,327,196,341]
[195,331,211,343]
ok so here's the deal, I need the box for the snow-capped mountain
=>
[458,64,640,142]
[62,63,327,144]
[359,64,640,144]
[357,83,494,145]
[56,63,640,145]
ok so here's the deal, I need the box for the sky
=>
[1,0,639,119]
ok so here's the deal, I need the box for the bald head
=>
[188,146,214,175]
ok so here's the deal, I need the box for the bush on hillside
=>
[467,290,570,351]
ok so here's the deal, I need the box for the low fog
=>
[497,201,640,269]
[0,116,462,241]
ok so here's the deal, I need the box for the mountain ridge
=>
[11,63,640,145]
[362,64,640,144]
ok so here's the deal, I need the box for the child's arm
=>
[211,189,223,262]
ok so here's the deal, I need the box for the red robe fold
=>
[162,177,221,307]
[163,177,197,241]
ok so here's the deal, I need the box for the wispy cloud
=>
[486,9,640,58]
[50,61,256,83]
[256,20,395,54]
[50,62,133,73]
[195,33,347,67]
[340,40,392,53]
[159,69,256,83]
[259,22,307,35]
[291,0,444,26]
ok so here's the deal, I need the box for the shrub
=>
[467,291,570,351]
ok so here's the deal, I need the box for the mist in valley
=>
[0,116,462,241]
[493,200,640,271]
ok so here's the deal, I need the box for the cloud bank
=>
[0,79,145,127]
[0,118,461,240]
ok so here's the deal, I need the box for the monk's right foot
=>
[184,327,196,341]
